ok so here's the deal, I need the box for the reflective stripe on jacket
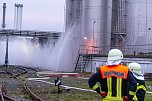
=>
[100,64,128,101]
[135,79,146,101]
[88,64,137,101]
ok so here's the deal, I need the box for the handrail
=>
[79,45,102,55]
[79,45,152,56]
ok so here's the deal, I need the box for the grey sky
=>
[0,0,65,31]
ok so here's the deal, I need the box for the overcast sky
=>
[0,0,65,32]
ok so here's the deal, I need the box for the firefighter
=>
[128,62,146,101]
[88,49,137,101]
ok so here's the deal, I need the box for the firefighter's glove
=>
[100,92,107,98]
[123,96,129,101]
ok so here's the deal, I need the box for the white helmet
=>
[128,62,142,75]
[108,49,123,61]
[128,62,144,80]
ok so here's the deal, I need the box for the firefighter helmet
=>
[108,49,123,61]
[128,62,142,76]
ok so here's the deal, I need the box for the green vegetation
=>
[26,80,152,101]
[145,94,151,101]
[146,81,152,86]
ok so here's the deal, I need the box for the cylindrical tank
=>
[126,0,152,54]
[14,4,23,29]
[66,0,82,29]
[81,0,112,54]
[65,0,73,29]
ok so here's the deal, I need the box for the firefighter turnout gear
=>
[131,80,146,101]
[88,64,137,101]
[128,63,146,101]
[136,81,146,101]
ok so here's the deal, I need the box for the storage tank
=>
[81,0,112,54]
[66,0,82,29]
[126,0,152,54]
[52,0,82,71]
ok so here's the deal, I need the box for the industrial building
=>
[66,0,152,55]
[65,0,152,72]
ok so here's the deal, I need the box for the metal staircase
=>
[111,0,127,50]
[74,54,92,72]
[74,45,102,72]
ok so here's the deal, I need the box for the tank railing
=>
[79,45,102,55]
[124,45,152,57]
[79,45,88,54]
[78,44,152,57]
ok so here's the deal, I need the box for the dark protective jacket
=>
[132,78,146,101]
[88,64,137,101]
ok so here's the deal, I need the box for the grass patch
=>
[145,94,152,101]
[146,81,152,86]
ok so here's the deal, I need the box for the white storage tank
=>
[81,0,112,54]
[66,0,82,28]
[126,0,152,54]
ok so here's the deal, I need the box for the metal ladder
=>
[111,0,127,49]
[74,45,102,72]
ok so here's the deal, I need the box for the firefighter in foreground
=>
[128,62,146,101]
[88,49,137,101]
